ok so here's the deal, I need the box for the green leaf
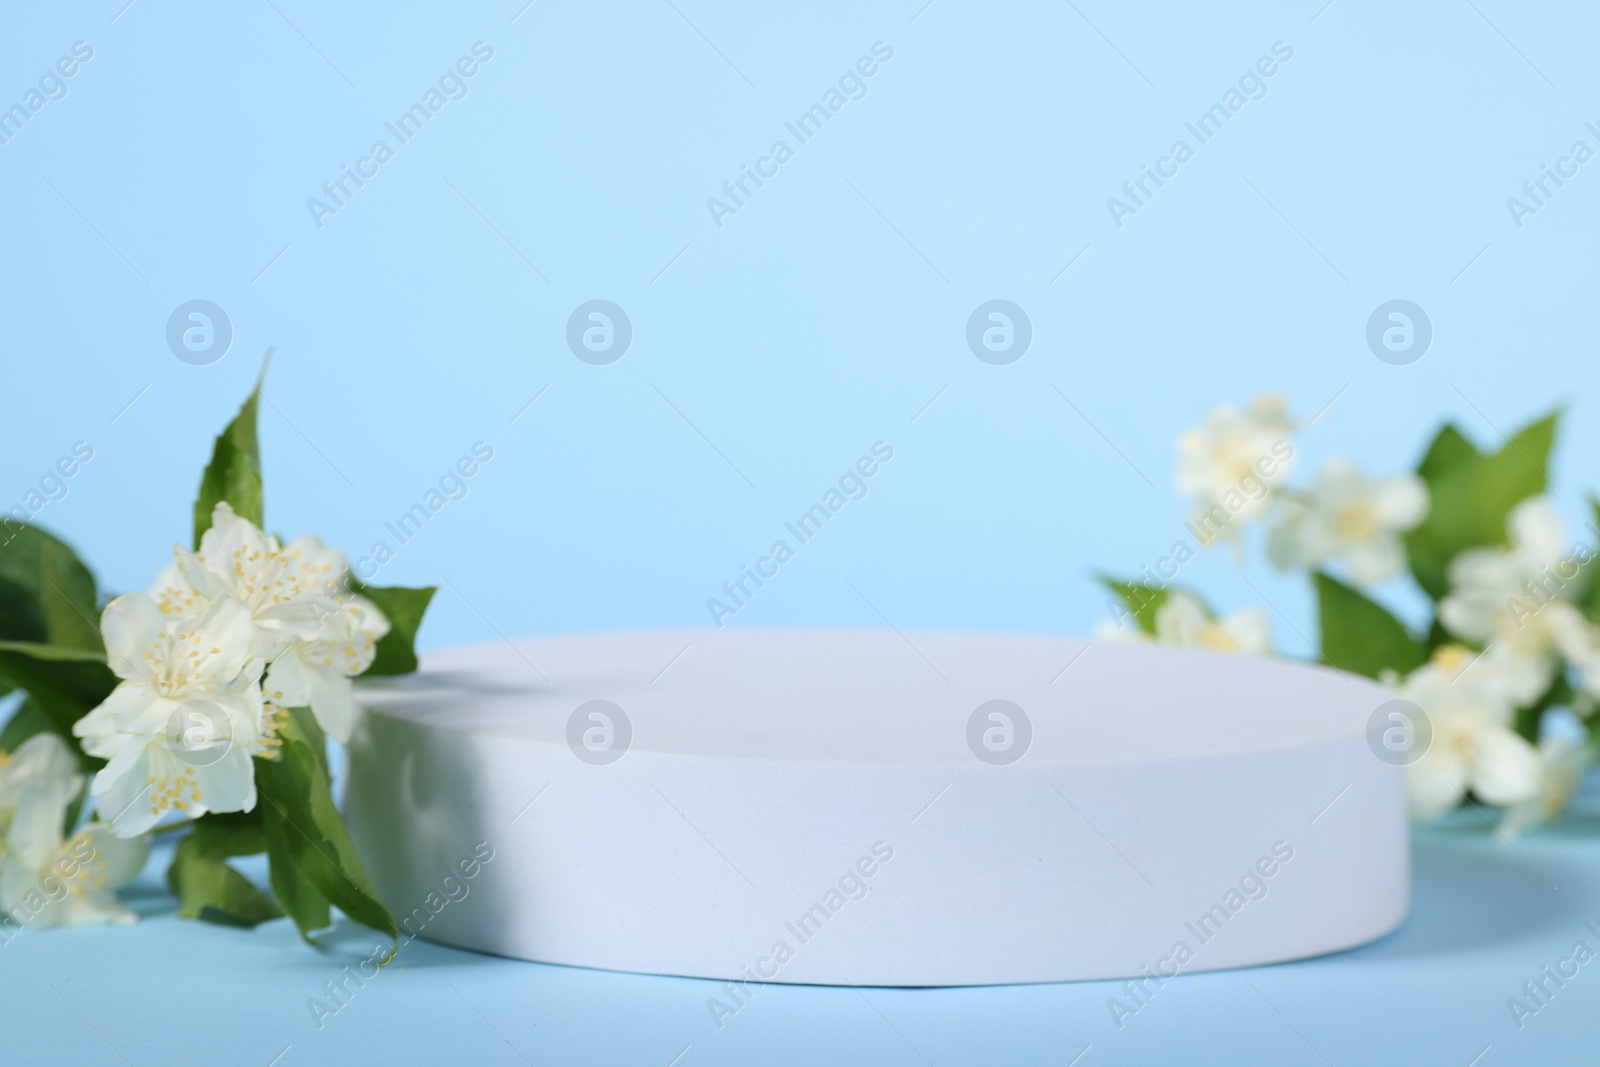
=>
[0,524,102,651]
[1315,572,1427,679]
[351,583,436,676]
[194,354,272,546]
[1583,496,1600,624]
[1415,423,1480,481]
[0,579,48,645]
[1477,410,1559,518]
[1097,576,1168,635]
[0,641,108,663]
[262,801,332,942]
[1405,412,1558,600]
[1095,575,1209,636]
[255,707,397,953]
[291,698,330,780]
[1403,423,1486,599]
[0,641,115,748]
[167,813,284,927]
[258,705,334,943]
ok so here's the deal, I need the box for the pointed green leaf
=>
[167,813,284,927]
[262,804,332,942]
[1477,410,1559,520]
[255,707,397,953]
[1415,423,1479,481]
[351,583,436,676]
[1405,412,1559,599]
[1315,572,1427,679]
[0,524,102,650]
[194,355,272,545]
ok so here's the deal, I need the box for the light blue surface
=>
[5,808,1599,1066]
[3,0,1598,1063]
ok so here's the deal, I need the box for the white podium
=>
[344,630,1408,985]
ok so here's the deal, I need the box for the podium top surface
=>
[354,629,1388,765]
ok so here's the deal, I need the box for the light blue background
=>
[3,0,1598,1063]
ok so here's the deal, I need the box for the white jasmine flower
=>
[264,594,390,742]
[1438,498,1599,702]
[1403,646,1541,820]
[73,593,271,837]
[1153,592,1272,655]
[148,562,203,619]
[158,502,389,741]
[1176,394,1296,539]
[1543,612,1600,703]
[169,502,348,660]
[1499,735,1594,839]
[1266,460,1428,584]
[1439,498,1589,651]
[1473,640,1564,707]
[0,734,148,927]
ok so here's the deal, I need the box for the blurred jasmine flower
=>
[1476,641,1561,707]
[1176,394,1296,544]
[1403,646,1541,820]
[1543,611,1600,704]
[1266,459,1428,585]
[1499,735,1594,839]
[0,734,148,928]
[1439,498,1590,650]
[1438,498,1599,701]
[1094,592,1271,654]
[1154,592,1272,655]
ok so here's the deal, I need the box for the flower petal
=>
[1154,593,1208,646]
[189,744,257,816]
[1508,497,1566,564]
[75,684,177,760]
[1,736,83,869]
[264,648,313,708]
[184,596,257,688]
[81,823,151,889]
[88,741,165,837]
[0,732,80,803]
[1221,609,1272,655]
[1342,535,1406,586]
[147,561,205,618]
[1408,749,1468,820]
[172,545,233,603]
[268,649,360,743]
[1471,727,1542,806]
[99,593,166,682]
[1372,476,1429,530]
[306,666,360,743]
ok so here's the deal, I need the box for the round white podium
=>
[344,630,1408,985]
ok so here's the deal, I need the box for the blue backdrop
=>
[5,0,1594,653]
